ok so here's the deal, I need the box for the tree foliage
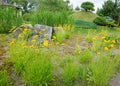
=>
[81,1,95,12]
[97,0,120,25]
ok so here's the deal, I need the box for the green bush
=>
[93,16,117,27]
[93,16,107,26]
[0,7,23,33]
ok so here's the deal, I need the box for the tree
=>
[97,0,120,25]
[75,6,80,11]
[81,1,95,12]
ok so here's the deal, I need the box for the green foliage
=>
[97,0,120,25]
[55,33,66,43]
[79,49,92,63]
[29,11,74,26]
[87,57,115,86]
[10,40,53,85]
[0,7,23,33]
[23,53,52,86]
[93,16,117,27]
[93,16,107,26]
[62,62,78,85]
[81,1,95,12]
[75,6,80,11]
[0,70,9,86]
[75,20,97,29]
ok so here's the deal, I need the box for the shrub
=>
[93,16,117,27]
[0,7,23,33]
[93,16,107,26]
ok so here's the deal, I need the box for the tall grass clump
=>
[29,11,74,26]
[9,39,53,85]
[62,59,78,86]
[23,52,53,86]
[87,57,115,86]
[0,70,9,86]
[0,7,23,33]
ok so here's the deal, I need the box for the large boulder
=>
[31,24,53,42]
[12,24,53,42]
[12,24,33,38]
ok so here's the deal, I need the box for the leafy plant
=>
[62,62,78,85]
[0,70,9,86]
[79,49,92,63]
[87,57,115,86]
[0,7,23,33]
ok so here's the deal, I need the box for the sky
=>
[69,0,107,11]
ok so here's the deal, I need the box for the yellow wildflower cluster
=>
[9,26,16,32]
[58,24,74,31]
[43,40,49,47]
[8,41,14,46]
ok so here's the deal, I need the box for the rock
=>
[53,27,65,34]
[109,74,120,86]
[113,49,120,56]
[12,24,53,42]
[32,24,53,42]
[12,24,33,38]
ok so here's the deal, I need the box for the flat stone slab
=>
[109,74,120,86]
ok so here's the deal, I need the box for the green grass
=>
[0,70,9,86]
[73,11,98,22]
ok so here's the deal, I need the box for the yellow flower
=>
[9,26,16,32]
[8,41,14,46]
[18,34,23,38]
[104,47,109,51]
[43,40,49,47]
[61,43,65,46]
[52,36,56,40]
[39,31,42,34]
[76,45,80,48]
[42,29,46,32]
[30,45,34,48]
[23,45,27,49]
[104,40,110,43]
[102,36,106,39]
[111,40,116,43]
[31,39,36,43]
[24,28,28,31]
[44,34,48,37]
[110,44,114,48]
[33,35,38,39]
[92,37,97,41]
[97,52,101,55]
